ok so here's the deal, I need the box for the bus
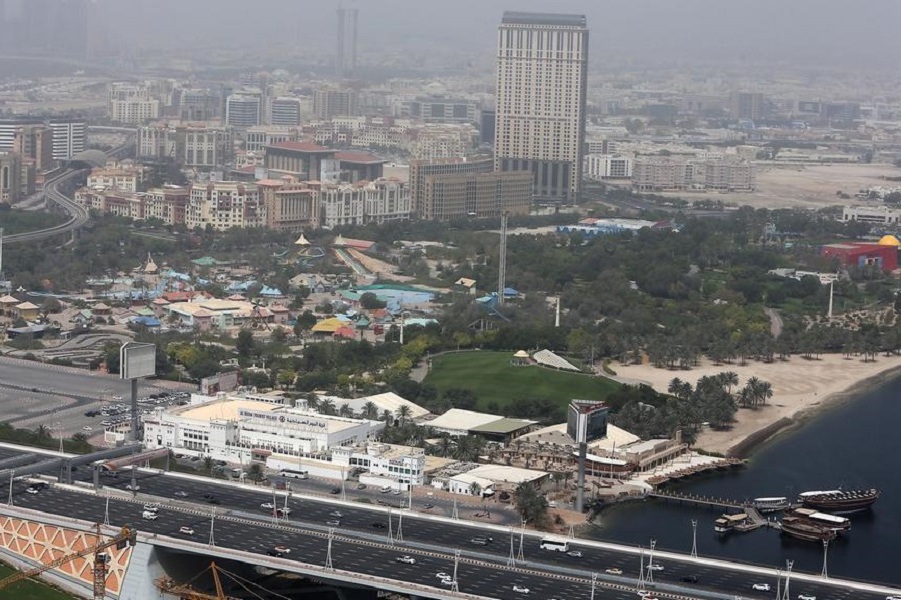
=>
[539,538,569,552]
[278,469,308,480]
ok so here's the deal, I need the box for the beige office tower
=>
[494,12,588,204]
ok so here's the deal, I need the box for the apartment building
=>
[12,124,54,172]
[408,157,493,216]
[585,154,633,180]
[225,94,262,127]
[313,88,358,120]
[316,179,410,228]
[186,181,265,230]
[258,178,319,232]
[86,164,145,193]
[495,12,589,204]
[137,123,232,168]
[268,97,302,127]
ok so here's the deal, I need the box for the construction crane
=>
[155,561,236,600]
[0,524,136,599]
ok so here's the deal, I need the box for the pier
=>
[645,457,745,487]
[646,490,780,532]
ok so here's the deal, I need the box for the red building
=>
[821,243,898,272]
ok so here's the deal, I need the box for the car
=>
[436,572,450,579]
[206,497,220,504]
[605,568,623,575]
[513,585,530,594]
[396,555,416,564]
[470,537,492,546]
[83,426,93,431]
[392,489,402,495]
[752,584,771,592]
[26,487,39,494]
[357,483,367,490]
[142,511,158,520]
[273,545,291,554]
[100,421,112,427]
[797,596,816,600]
[423,503,434,509]
[179,526,194,535]
[125,484,140,491]
[371,522,386,529]
[680,575,699,584]
[567,550,583,558]
[143,504,159,513]
[174,491,188,498]
[326,519,341,527]
[329,487,341,495]
[266,549,284,557]
[261,502,275,509]
[380,486,392,493]
[440,577,454,586]
[647,564,665,571]
[329,511,343,518]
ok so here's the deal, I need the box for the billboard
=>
[567,400,609,444]
[200,371,240,395]
[120,342,156,380]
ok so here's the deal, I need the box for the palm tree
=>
[437,435,454,458]
[338,403,354,418]
[362,401,379,420]
[35,424,51,440]
[757,380,773,406]
[395,404,413,426]
[719,371,739,395]
[468,481,482,497]
[318,398,336,416]
[380,409,394,426]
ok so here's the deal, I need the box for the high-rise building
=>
[494,12,589,204]
[48,118,86,160]
[420,170,532,221]
[269,97,302,127]
[730,92,765,121]
[225,94,262,128]
[13,124,54,171]
[313,88,358,120]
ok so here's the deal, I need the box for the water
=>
[587,375,901,585]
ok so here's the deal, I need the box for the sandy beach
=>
[611,354,901,456]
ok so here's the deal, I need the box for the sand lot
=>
[669,163,901,209]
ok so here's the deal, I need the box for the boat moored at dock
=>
[780,515,838,542]
[753,496,790,513]
[785,507,851,534]
[799,488,880,515]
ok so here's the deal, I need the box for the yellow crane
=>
[0,524,136,599]
[155,562,236,600]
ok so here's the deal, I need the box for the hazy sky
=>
[89,0,901,71]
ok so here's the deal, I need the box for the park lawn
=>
[423,351,620,411]
[0,562,77,600]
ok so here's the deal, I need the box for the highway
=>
[28,466,889,600]
[5,140,133,246]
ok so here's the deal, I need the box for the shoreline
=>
[611,354,901,458]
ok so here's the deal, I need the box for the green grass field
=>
[0,562,77,599]
[423,351,620,411]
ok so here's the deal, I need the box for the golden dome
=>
[878,235,900,246]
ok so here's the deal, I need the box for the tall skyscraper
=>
[494,12,589,204]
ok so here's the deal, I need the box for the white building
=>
[318,178,411,228]
[585,154,633,180]
[842,205,901,225]
[226,94,262,127]
[269,97,302,127]
[110,98,161,124]
[143,398,385,464]
[332,443,426,487]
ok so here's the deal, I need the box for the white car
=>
[261,502,275,509]
[513,585,530,594]
[142,511,158,520]
[329,510,343,518]
[125,484,140,491]
[396,555,416,564]
[440,577,454,586]
[143,504,159,513]
[605,568,623,575]
[752,584,771,591]
[436,572,450,580]
[798,596,816,600]
[83,426,93,431]
[174,491,188,498]
[26,487,39,495]
[179,526,194,535]
[647,564,665,571]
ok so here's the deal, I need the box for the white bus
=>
[539,538,569,552]
[278,469,308,480]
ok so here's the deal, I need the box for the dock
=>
[645,457,745,487]
[646,490,780,532]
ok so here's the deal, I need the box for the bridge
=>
[0,443,898,600]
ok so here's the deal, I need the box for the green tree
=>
[247,463,264,482]
[468,481,483,497]
[236,330,255,358]
[513,482,550,528]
